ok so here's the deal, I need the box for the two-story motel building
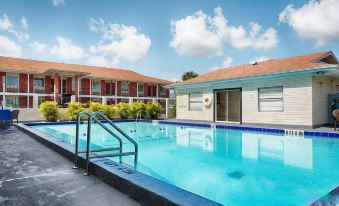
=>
[0,56,173,118]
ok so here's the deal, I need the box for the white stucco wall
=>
[176,76,319,127]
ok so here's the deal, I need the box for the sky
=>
[0,0,339,81]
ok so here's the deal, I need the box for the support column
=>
[2,76,5,108]
[156,84,159,98]
[115,81,118,105]
[27,73,30,108]
[89,78,92,98]
[53,74,60,103]
[33,94,39,109]
[136,82,139,97]
[165,98,169,119]
[102,96,107,105]
[129,97,132,104]
[75,75,79,102]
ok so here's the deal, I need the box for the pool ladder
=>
[135,110,142,122]
[73,111,138,175]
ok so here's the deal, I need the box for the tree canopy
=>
[182,71,198,81]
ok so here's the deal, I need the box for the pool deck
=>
[0,127,140,206]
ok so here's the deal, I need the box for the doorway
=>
[215,89,241,123]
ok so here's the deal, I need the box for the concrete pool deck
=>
[0,127,140,206]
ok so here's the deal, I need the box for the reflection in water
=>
[176,127,313,169]
[242,132,313,169]
[176,127,215,151]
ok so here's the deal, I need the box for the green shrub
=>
[39,101,59,122]
[129,102,146,119]
[88,101,105,114]
[64,102,84,120]
[146,102,162,119]
[116,102,130,119]
[101,105,116,119]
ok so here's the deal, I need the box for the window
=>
[122,81,129,96]
[91,80,101,95]
[5,96,18,108]
[258,86,283,112]
[189,92,203,111]
[105,81,111,95]
[72,78,75,92]
[138,84,144,96]
[6,74,19,92]
[160,87,167,97]
[34,77,45,93]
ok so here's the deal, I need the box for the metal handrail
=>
[73,111,91,169]
[135,110,142,122]
[73,111,138,176]
[91,112,138,160]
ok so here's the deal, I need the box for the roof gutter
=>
[166,65,338,90]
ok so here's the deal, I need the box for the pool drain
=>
[228,171,245,179]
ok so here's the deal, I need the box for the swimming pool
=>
[31,121,339,206]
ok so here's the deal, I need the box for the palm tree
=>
[182,71,198,81]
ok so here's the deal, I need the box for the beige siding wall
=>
[312,76,339,126]
[242,76,313,126]
[176,76,317,126]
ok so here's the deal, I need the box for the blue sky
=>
[0,0,338,81]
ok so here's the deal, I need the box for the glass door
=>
[215,89,241,122]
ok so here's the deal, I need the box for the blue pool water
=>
[31,122,339,206]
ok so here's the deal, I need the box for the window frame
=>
[6,74,19,93]
[138,84,144,96]
[258,86,284,112]
[188,92,203,111]
[121,81,129,96]
[33,76,45,93]
[91,79,101,95]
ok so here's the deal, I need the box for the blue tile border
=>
[24,119,339,139]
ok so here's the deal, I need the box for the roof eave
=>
[167,65,338,89]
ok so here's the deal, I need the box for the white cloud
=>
[21,16,28,29]
[169,7,277,57]
[88,18,151,66]
[250,56,270,64]
[0,14,13,31]
[0,35,22,57]
[52,0,65,7]
[85,55,111,67]
[0,14,29,41]
[50,36,86,60]
[30,41,47,54]
[279,0,339,47]
[211,56,233,70]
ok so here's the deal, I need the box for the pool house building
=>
[0,56,173,118]
[168,51,339,128]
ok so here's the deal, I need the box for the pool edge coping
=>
[24,119,339,139]
[15,123,222,206]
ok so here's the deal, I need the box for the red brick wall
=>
[117,81,121,96]
[19,74,28,93]
[101,80,106,96]
[29,74,34,93]
[45,76,52,94]
[66,77,72,94]
[129,82,137,97]
[19,96,27,108]
[112,82,116,95]
[144,83,148,96]
[81,78,90,95]
[29,96,33,108]
[0,72,5,92]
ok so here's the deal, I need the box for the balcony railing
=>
[6,85,19,93]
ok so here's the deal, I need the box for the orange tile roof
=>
[170,51,338,87]
[0,56,172,85]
